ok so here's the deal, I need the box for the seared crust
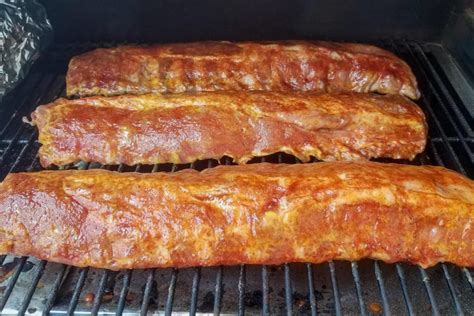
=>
[31,92,427,167]
[0,161,472,269]
[66,41,420,99]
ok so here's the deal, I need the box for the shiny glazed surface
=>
[0,161,472,270]
[66,41,420,99]
[32,92,426,167]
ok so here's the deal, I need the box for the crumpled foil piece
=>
[0,0,52,101]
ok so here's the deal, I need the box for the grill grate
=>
[0,41,473,315]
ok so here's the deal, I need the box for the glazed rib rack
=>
[0,40,473,315]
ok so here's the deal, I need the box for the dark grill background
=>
[0,40,473,315]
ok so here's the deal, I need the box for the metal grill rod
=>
[66,267,89,315]
[0,74,41,127]
[189,267,201,315]
[165,269,178,315]
[350,262,366,315]
[374,261,391,316]
[402,50,470,314]
[0,257,27,311]
[398,42,466,174]
[0,76,60,171]
[140,268,156,315]
[391,41,469,315]
[306,264,318,316]
[17,260,47,315]
[116,269,132,315]
[463,268,474,292]
[90,270,110,316]
[395,264,415,315]
[113,163,140,315]
[442,265,465,316]
[0,145,53,313]
[413,118,467,316]
[418,267,440,315]
[213,266,224,315]
[237,265,246,316]
[411,41,472,158]
[0,75,44,138]
[284,264,293,315]
[43,265,70,314]
[328,261,342,316]
[261,265,270,315]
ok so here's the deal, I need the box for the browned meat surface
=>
[31,92,426,167]
[0,162,472,270]
[66,41,420,99]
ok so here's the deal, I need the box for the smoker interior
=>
[0,40,472,315]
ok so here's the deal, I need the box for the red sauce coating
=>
[0,161,472,270]
[66,41,420,99]
[31,91,426,167]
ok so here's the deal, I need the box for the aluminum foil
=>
[0,0,52,101]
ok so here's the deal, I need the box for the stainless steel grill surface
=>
[0,40,473,315]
